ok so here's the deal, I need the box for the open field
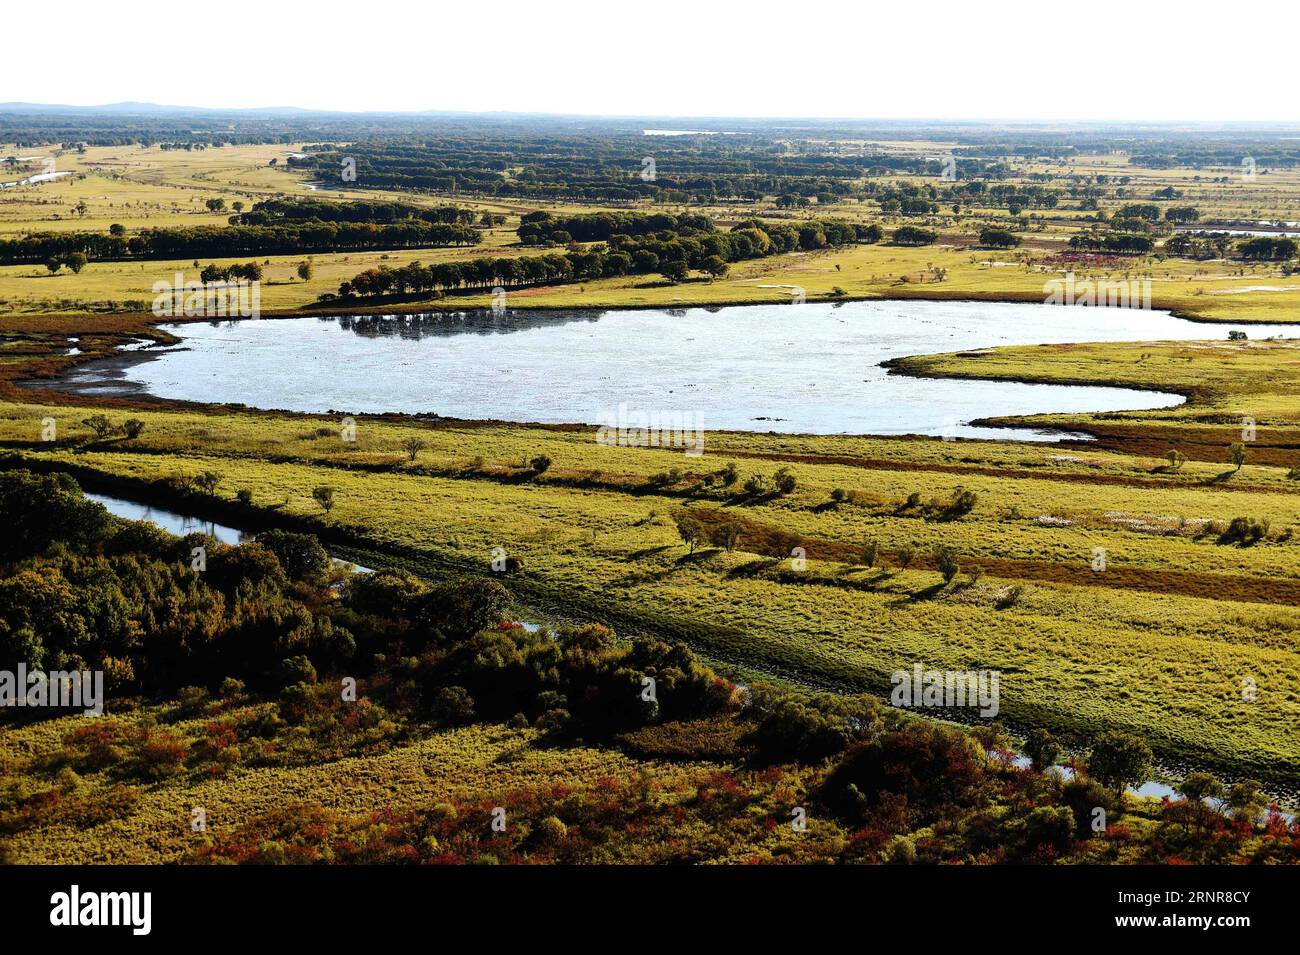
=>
[5,144,1300,320]
[4,136,1300,790]
[4,117,1300,874]
[4,323,1300,787]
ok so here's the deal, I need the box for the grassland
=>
[3,138,1300,812]
[3,366,1300,789]
[6,143,1300,320]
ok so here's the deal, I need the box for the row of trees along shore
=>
[336,216,892,298]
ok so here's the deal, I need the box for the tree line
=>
[0,220,482,266]
[518,210,714,244]
[336,217,879,299]
[230,197,477,227]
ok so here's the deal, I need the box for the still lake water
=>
[85,492,371,572]
[63,300,1300,441]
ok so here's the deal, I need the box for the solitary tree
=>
[297,261,314,282]
[710,519,742,553]
[671,510,705,555]
[195,471,223,495]
[934,544,960,584]
[1229,441,1246,473]
[312,486,335,512]
[401,437,426,462]
[81,414,116,439]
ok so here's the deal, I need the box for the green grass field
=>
[5,143,1300,320]
[3,138,1300,828]
[3,362,1299,787]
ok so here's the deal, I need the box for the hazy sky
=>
[5,0,1296,122]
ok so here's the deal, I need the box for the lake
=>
[58,300,1299,441]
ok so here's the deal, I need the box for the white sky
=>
[3,0,1297,122]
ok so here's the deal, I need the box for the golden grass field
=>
[3,139,1300,828]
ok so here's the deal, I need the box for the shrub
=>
[411,577,511,644]
[772,468,797,495]
[994,584,1024,610]
[535,708,571,736]
[529,454,552,475]
[82,415,116,439]
[1061,778,1120,836]
[1220,516,1268,546]
[882,834,917,865]
[136,728,188,779]
[823,722,983,825]
[537,815,568,847]
[748,684,880,764]
[122,419,146,439]
[278,655,318,688]
[195,471,223,495]
[938,488,978,519]
[1022,806,1075,855]
[431,686,476,725]
[934,544,960,584]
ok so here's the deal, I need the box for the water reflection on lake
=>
[59,300,1300,442]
